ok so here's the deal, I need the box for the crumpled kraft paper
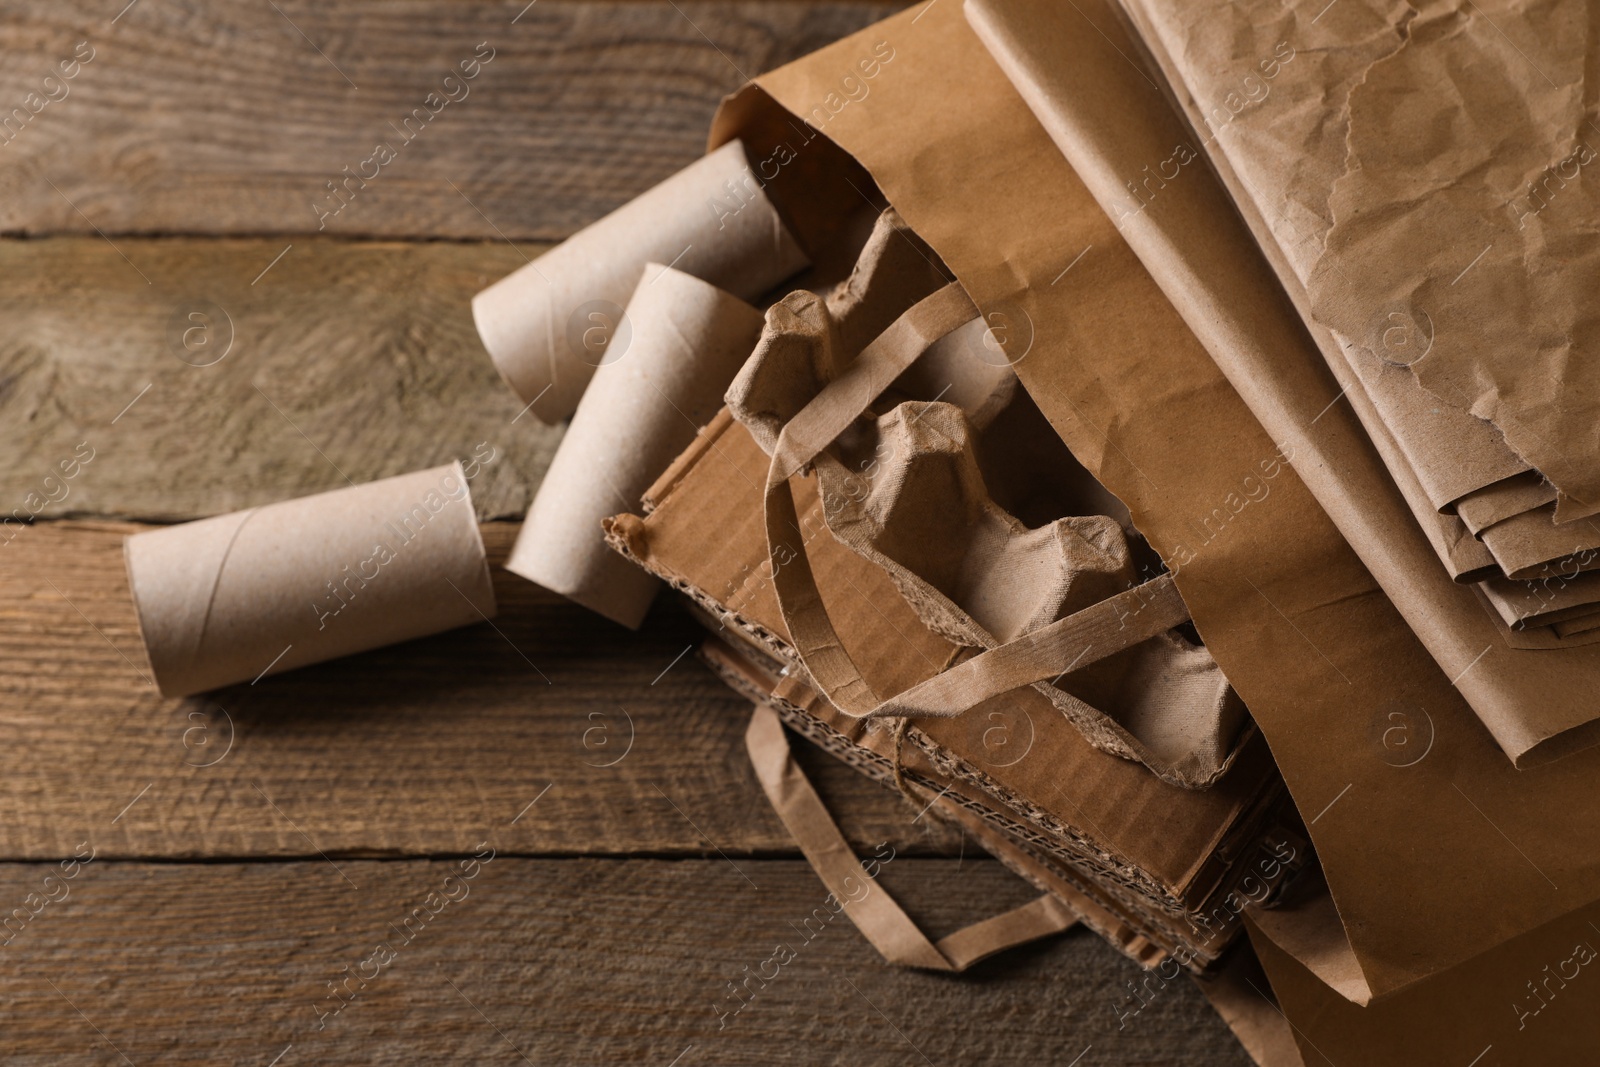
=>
[471,139,808,423]
[504,265,764,628]
[125,462,495,697]
[1027,0,1600,752]
[1120,0,1600,522]
[716,0,1600,1001]
[969,0,1600,750]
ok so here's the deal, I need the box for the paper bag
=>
[708,0,1600,1000]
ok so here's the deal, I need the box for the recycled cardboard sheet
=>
[504,266,764,628]
[718,0,1600,1000]
[701,634,1178,967]
[471,139,807,423]
[125,463,494,697]
[688,551,1288,970]
[612,410,1280,918]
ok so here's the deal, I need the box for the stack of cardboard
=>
[461,0,1600,1061]
[610,365,1300,972]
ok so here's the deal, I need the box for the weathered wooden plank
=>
[0,1,902,238]
[0,520,965,860]
[0,857,1250,1065]
[0,236,560,522]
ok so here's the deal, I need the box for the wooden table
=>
[0,3,1248,1062]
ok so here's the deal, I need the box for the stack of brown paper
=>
[1097,0,1600,630]
[959,0,1600,757]
[614,408,1299,974]
[470,139,810,423]
[504,266,765,628]
[126,463,494,697]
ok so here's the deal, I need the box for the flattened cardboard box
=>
[610,406,1294,969]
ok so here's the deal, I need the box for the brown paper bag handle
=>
[744,701,1078,970]
[865,573,1188,718]
[760,283,1191,721]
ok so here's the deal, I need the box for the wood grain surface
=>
[0,858,1249,1066]
[0,1,901,239]
[0,237,559,521]
[0,1,1251,1060]
[0,520,967,860]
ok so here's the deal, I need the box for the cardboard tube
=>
[471,139,809,424]
[505,266,766,628]
[126,462,495,697]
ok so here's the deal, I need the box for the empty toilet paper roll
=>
[471,139,809,424]
[126,462,496,697]
[505,266,766,627]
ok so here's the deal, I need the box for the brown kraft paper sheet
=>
[1249,873,1600,1066]
[1112,0,1528,515]
[967,1,1600,754]
[1478,504,1600,580]
[999,0,1516,589]
[1456,473,1556,535]
[1478,570,1600,627]
[699,633,1178,969]
[1123,0,1600,519]
[125,462,495,697]
[1194,947,1306,1067]
[709,0,1600,1000]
